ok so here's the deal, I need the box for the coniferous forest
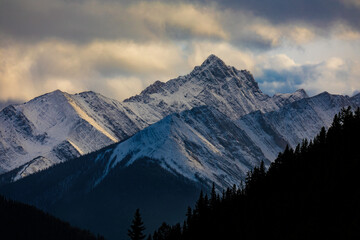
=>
[0,194,104,240]
[142,107,360,240]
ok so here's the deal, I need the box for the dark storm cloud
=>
[199,0,360,30]
[0,0,145,43]
[0,0,226,43]
[1,0,358,47]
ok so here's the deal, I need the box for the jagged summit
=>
[273,89,308,101]
[351,92,360,105]
[76,90,99,97]
[115,55,310,123]
[26,89,66,103]
[126,54,260,103]
[139,80,166,96]
[190,54,236,83]
[200,54,227,68]
[296,89,308,96]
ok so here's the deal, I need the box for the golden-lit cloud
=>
[129,2,228,39]
[333,23,360,40]
[0,0,227,43]
[248,23,315,47]
[260,54,298,71]
[340,0,360,8]
[250,23,281,47]
[106,77,146,101]
[298,58,360,95]
[0,39,187,101]
[289,27,315,44]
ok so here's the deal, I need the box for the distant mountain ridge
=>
[0,90,146,176]
[0,54,307,179]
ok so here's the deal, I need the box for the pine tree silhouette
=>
[128,209,146,240]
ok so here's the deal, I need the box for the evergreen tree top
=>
[128,209,146,240]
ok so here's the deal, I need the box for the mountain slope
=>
[237,92,360,160]
[151,108,360,240]
[100,106,269,189]
[0,90,146,176]
[0,194,103,240]
[351,93,360,105]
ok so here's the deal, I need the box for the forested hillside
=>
[0,195,103,240]
[148,107,360,240]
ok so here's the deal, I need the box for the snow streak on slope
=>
[65,95,118,142]
[12,156,54,181]
[236,111,288,161]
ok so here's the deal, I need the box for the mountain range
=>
[0,55,359,240]
[0,54,308,179]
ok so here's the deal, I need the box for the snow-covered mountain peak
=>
[351,93,360,105]
[76,90,99,97]
[273,89,308,103]
[311,91,338,102]
[122,55,310,123]
[140,80,166,96]
[294,89,308,97]
[199,54,227,69]
[190,54,251,86]
[26,89,67,104]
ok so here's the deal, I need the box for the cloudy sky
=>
[1,0,360,105]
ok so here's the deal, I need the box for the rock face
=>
[0,54,307,178]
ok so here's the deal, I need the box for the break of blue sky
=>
[0,0,359,102]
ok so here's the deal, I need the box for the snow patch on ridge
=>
[65,96,118,142]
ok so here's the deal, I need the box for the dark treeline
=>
[146,107,360,240]
[0,194,104,240]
